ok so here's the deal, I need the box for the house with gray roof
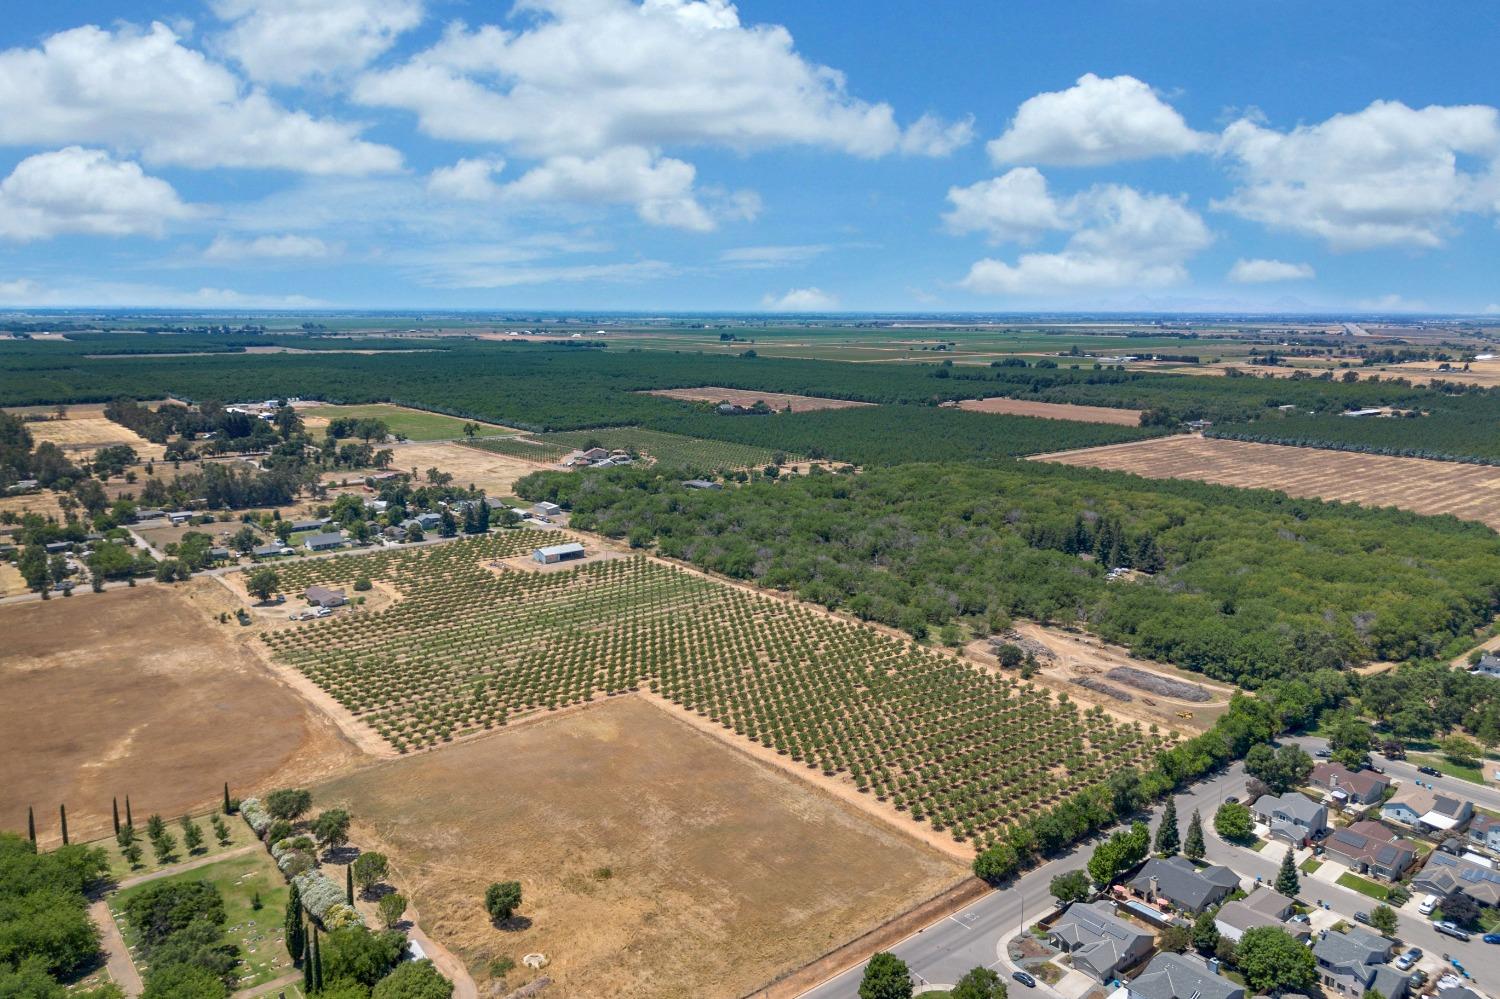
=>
[302,532,344,552]
[1310,762,1390,807]
[1313,927,1405,999]
[1127,952,1243,999]
[1412,851,1500,907]
[1253,792,1328,846]
[1049,901,1154,982]
[1213,886,1300,944]
[1468,814,1500,853]
[1322,821,1416,880]
[1125,856,1240,914]
[1383,787,1473,834]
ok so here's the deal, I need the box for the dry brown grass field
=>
[4,404,166,460]
[0,581,362,843]
[317,696,965,999]
[383,441,551,496]
[955,397,1144,425]
[644,386,875,412]
[1038,435,1500,529]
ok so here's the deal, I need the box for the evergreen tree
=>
[125,796,133,828]
[223,783,232,815]
[1275,847,1300,897]
[60,804,68,845]
[27,806,35,843]
[302,934,313,993]
[113,798,121,836]
[346,864,355,906]
[312,927,324,993]
[286,884,306,967]
[1155,797,1179,856]
[1184,809,1206,862]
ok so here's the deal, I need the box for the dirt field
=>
[316,696,964,999]
[384,441,550,497]
[0,581,363,844]
[644,386,875,412]
[956,397,1145,426]
[1038,435,1500,529]
[5,404,166,460]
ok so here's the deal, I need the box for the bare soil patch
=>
[0,581,364,843]
[644,386,875,413]
[956,397,1145,426]
[1038,435,1500,529]
[316,696,964,999]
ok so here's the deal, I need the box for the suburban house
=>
[304,586,347,608]
[1470,654,1500,680]
[1213,886,1300,944]
[1124,856,1240,914]
[1309,762,1390,807]
[1253,792,1329,846]
[533,543,586,565]
[1126,952,1243,999]
[1381,787,1473,833]
[532,501,563,519]
[1049,901,1154,982]
[1321,820,1417,880]
[1467,814,1500,852]
[302,532,344,552]
[1313,927,1406,999]
[1412,851,1500,907]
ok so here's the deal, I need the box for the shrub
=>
[484,882,522,923]
[238,798,271,837]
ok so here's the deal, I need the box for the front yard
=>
[1336,871,1390,900]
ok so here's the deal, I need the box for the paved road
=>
[801,740,1500,998]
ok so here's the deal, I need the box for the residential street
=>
[800,737,1500,997]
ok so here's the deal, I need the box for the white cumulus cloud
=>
[763,287,839,310]
[212,0,425,86]
[1215,100,1500,250]
[0,22,402,174]
[944,167,1069,243]
[0,147,194,242]
[204,233,336,260]
[1228,258,1315,283]
[987,73,1210,166]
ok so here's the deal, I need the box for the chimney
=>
[1149,876,1160,899]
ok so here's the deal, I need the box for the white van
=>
[1418,894,1439,915]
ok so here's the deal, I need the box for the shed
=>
[532,502,563,517]
[533,543,585,565]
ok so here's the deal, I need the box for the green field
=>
[306,403,513,441]
[112,851,294,991]
[92,810,259,880]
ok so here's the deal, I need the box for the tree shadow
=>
[323,845,359,865]
[492,915,532,932]
[362,883,397,903]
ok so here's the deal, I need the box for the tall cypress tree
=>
[113,798,121,836]
[27,806,35,843]
[1275,847,1301,896]
[125,796,133,828]
[302,934,313,993]
[223,783,232,815]
[286,883,306,966]
[1184,809,1206,862]
[346,865,354,905]
[311,927,324,993]
[1154,796,1179,856]
[59,804,68,845]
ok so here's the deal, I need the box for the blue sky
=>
[1,0,1498,313]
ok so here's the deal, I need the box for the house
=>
[135,508,166,521]
[1381,787,1473,833]
[1342,408,1385,418]
[533,543,585,565]
[1048,901,1154,982]
[365,499,389,513]
[1412,851,1500,907]
[1322,821,1416,879]
[289,519,328,534]
[304,586,347,608]
[253,544,291,558]
[1125,856,1239,913]
[1470,654,1500,680]
[207,547,231,561]
[1126,952,1243,999]
[1313,927,1405,999]
[1310,762,1390,806]
[682,479,722,490]
[302,532,344,552]
[44,541,71,554]
[413,512,442,530]
[1253,792,1329,846]
[168,511,193,525]
[532,502,563,518]
[1467,814,1500,852]
[1214,886,1298,944]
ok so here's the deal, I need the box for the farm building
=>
[303,532,345,552]
[253,544,291,558]
[533,543,585,565]
[304,586,347,608]
[289,518,329,533]
[532,501,563,518]
[683,479,722,490]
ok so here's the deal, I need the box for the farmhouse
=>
[1127,952,1243,999]
[1213,886,1298,944]
[1322,821,1416,879]
[303,532,344,552]
[1310,762,1390,806]
[1125,855,1239,913]
[290,518,329,533]
[1313,926,1405,999]
[533,543,585,565]
[253,544,291,558]
[1253,792,1328,846]
[1412,851,1500,907]
[1381,787,1473,833]
[1049,901,1154,982]
[304,586,347,608]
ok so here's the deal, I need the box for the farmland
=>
[644,385,875,412]
[0,582,362,844]
[317,696,965,998]
[262,534,1169,849]
[1039,435,1500,530]
[4,403,166,460]
[545,426,793,469]
[302,402,516,441]
[383,440,548,496]
[955,397,1145,425]
[460,435,573,464]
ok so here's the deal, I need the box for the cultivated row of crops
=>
[463,436,574,463]
[261,537,1168,846]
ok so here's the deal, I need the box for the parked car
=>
[1484,934,1500,944]
[1419,894,1439,915]
[1354,911,1372,925]
[1012,972,1036,989]
[1395,949,1422,970]
[1225,795,1239,804]
[1290,913,1312,925]
[1410,971,1429,988]
[1417,765,1442,777]
[1436,921,1471,941]
[1316,748,1331,758]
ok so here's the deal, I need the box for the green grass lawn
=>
[1300,858,1323,873]
[1336,871,1391,900]
[93,810,258,881]
[1408,752,1486,785]
[306,403,513,441]
[112,851,294,992]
